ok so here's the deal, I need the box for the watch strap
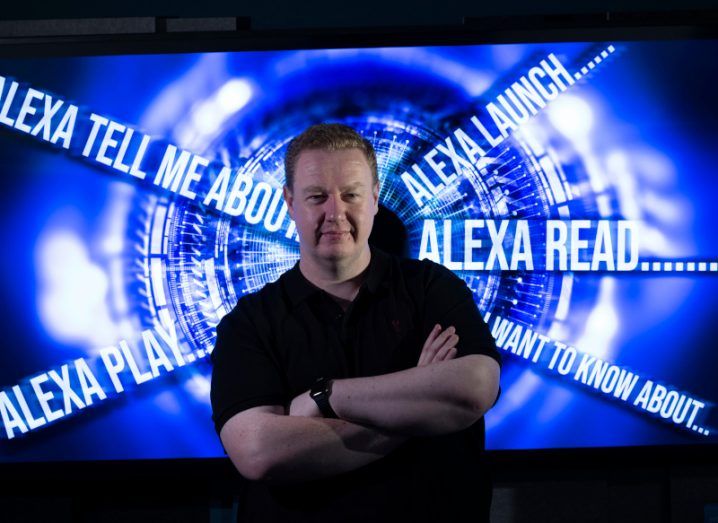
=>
[310,377,338,418]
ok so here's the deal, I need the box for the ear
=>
[283,185,295,220]
[372,182,380,215]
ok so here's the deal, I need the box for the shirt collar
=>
[283,245,391,308]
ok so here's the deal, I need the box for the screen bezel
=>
[1,13,717,471]
[1,13,718,58]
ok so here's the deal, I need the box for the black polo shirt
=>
[210,246,501,523]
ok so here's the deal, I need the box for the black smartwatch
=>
[310,377,338,418]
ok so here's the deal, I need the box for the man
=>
[210,123,501,522]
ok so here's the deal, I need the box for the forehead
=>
[293,148,373,187]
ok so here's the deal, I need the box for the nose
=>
[324,194,347,222]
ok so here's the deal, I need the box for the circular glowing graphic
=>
[125,47,620,446]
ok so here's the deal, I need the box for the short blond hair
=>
[284,123,378,190]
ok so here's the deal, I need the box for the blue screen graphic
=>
[0,38,717,462]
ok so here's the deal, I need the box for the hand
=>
[417,324,459,366]
[288,389,323,418]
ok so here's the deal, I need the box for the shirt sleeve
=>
[210,301,288,436]
[421,261,502,368]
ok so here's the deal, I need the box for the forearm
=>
[331,355,494,436]
[253,414,407,484]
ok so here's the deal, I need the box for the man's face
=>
[284,148,379,267]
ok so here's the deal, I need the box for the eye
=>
[308,194,325,202]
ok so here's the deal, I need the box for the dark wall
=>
[1,0,718,29]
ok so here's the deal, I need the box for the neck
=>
[299,246,371,303]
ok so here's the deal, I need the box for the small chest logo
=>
[391,319,401,333]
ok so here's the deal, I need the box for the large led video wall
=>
[0,37,716,462]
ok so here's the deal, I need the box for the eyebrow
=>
[301,182,365,194]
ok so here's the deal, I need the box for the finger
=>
[421,326,456,365]
[422,324,442,351]
[421,325,451,366]
[422,326,456,365]
[430,325,456,352]
[433,345,457,364]
[438,344,458,362]
[418,324,442,366]
[433,335,459,363]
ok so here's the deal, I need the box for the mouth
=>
[317,230,353,241]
